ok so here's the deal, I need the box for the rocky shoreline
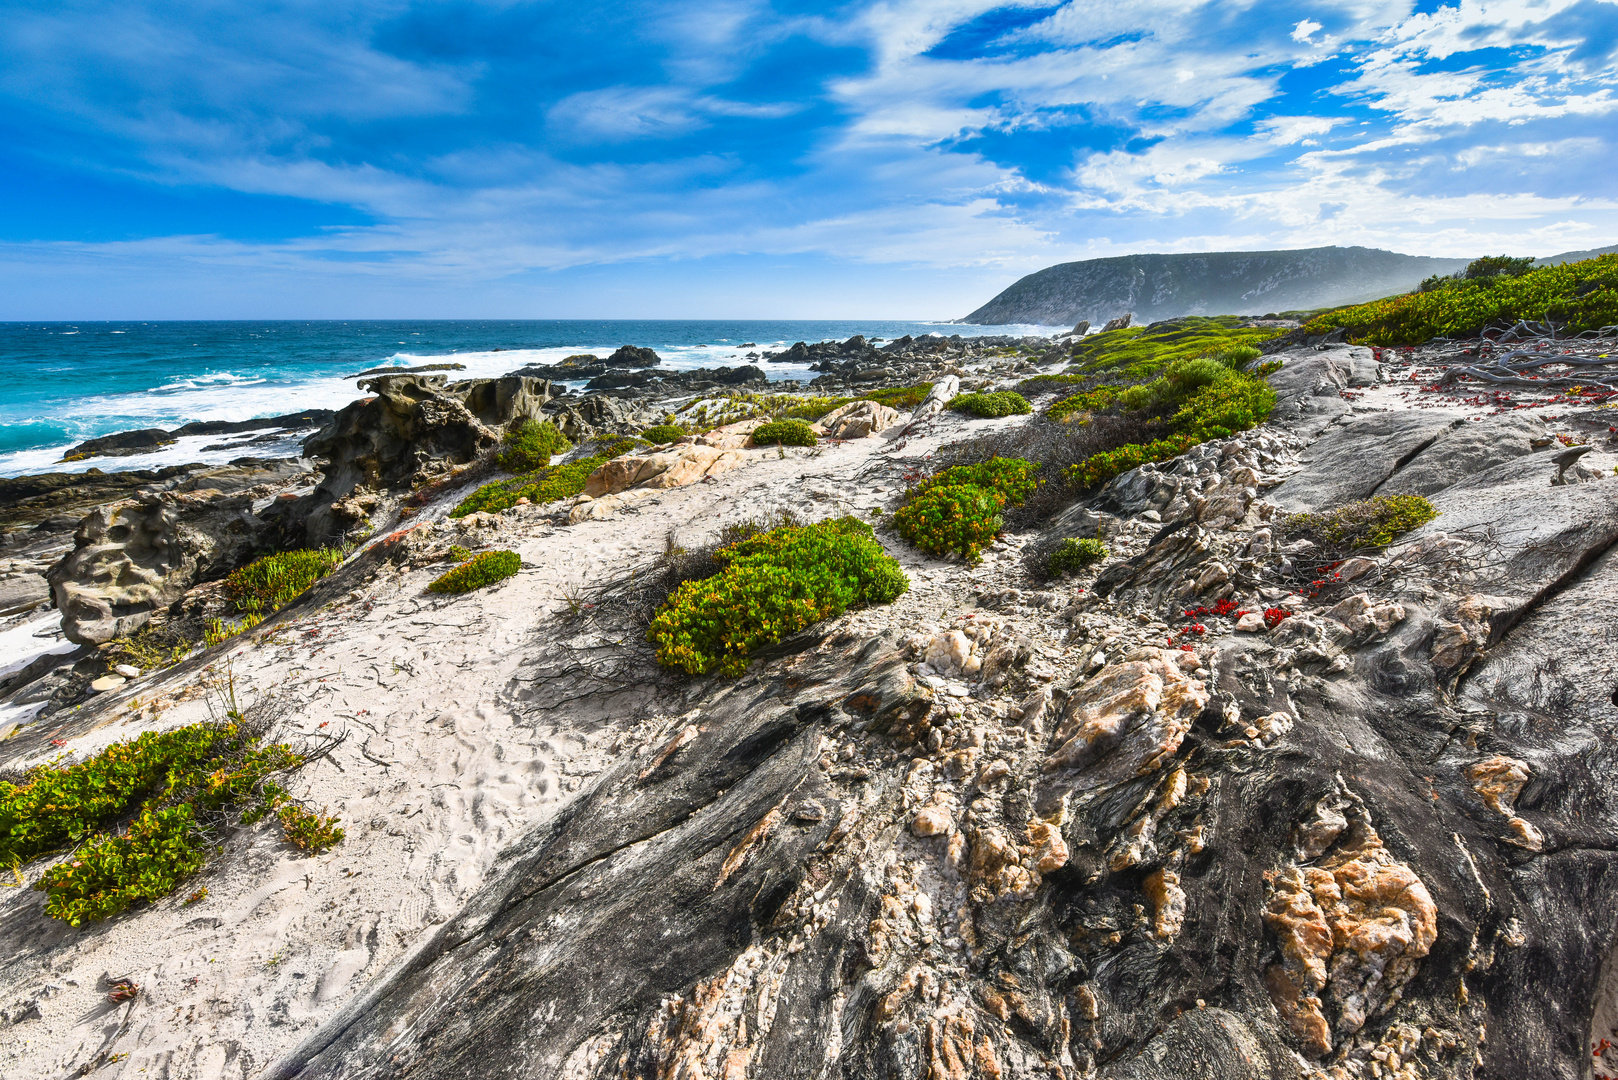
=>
[3,324,1618,1080]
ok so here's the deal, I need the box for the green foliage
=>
[1058,359,1277,488]
[1305,253,1618,344]
[451,455,610,516]
[648,517,908,676]
[1464,255,1535,280]
[204,614,263,648]
[948,391,1032,418]
[1066,316,1280,379]
[428,549,521,594]
[224,548,345,615]
[0,720,338,925]
[1066,436,1195,489]
[445,544,472,562]
[1170,371,1278,442]
[860,384,931,409]
[1048,538,1109,576]
[103,626,191,673]
[277,803,345,852]
[751,419,818,446]
[893,457,1037,563]
[1284,495,1439,551]
[496,419,571,472]
[640,424,688,444]
[780,385,932,421]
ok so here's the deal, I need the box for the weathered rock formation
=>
[45,489,273,644]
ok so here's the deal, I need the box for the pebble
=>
[113,664,141,678]
[89,674,127,693]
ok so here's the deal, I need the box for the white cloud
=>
[1292,19,1324,43]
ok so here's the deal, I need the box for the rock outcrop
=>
[45,489,272,644]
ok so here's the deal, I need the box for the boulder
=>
[45,489,272,645]
[605,345,661,368]
[1263,347,1367,437]
[882,376,960,441]
[813,400,902,439]
[1101,313,1134,332]
[583,445,748,497]
[60,428,175,460]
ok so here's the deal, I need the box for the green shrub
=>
[1304,253,1618,344]
[751,419,818,446]
[948,391,1032,418]
[0,720,339,925]
[648,517,908,676]
[640,424,688,444]
[445,544,472,562]
[496,419,572,472]
[1171,372,1278,441]
[451,455,611,516]
[1048,538,1109,575]
[1067,436,1196,489]
[428,550,521,594]
[893,456,1037,563]
[860,384,931,409]
[1216,344,1263,367]
[224,548,346,615]
[1284,496,1439,551]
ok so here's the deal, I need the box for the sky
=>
[0,0,1614,319]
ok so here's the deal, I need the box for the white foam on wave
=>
[0,324,1061,476]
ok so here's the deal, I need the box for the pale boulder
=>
[813,400,902,439]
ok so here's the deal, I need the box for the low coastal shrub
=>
[751,419,818,446]
[893,457,1037,563]
[452,453,613,516]
[224,547,346,614]
[0,719,340,925]
[1284,496,1439,551]
[640,424,687,444]
[1304,253,1618,344]
[429,549,521,594]
[948,391,1032,418]
[496,419,572,472]
[1066,316,1279,379]
[1062,362,1277,489]
[205,614,263,648]
[648,516,908,676]
[1048,538,1108,575]
[780,384,932,421]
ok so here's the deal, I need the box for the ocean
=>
[0,320,1058,478]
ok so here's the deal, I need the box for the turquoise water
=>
[0,319,1055,476]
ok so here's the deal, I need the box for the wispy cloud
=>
[0,0,1614,317]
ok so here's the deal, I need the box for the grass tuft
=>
[224,548,346,615]
[750,419,818,446]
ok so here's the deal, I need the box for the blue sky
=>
[0,0,1614,318]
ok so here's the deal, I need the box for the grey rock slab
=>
[1263,347,1366,438]
[0,573,49,616]
[1375,414,1546,498]
[1269,411,1458,513]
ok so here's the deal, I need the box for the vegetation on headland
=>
[648,516,908,676]
[1303,253,1618,344]
[0,712,340,925]
[779,384,932,421]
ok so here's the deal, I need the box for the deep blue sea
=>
[0,320,1057,477]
